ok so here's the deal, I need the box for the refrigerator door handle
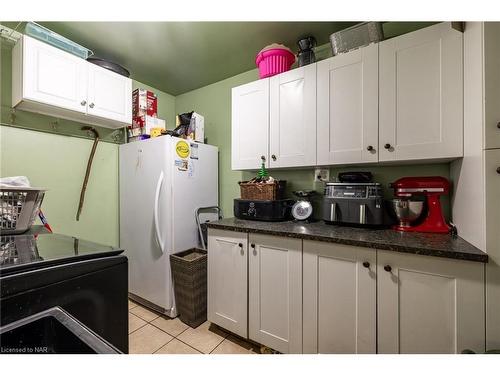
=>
[154,171,165,254]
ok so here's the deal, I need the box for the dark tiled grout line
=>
[172,338,204,354]
[149,317,190,337]
[151,333,176,354]
[209,338,226,354]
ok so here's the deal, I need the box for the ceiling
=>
[31,22,357,95]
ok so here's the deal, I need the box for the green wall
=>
[176,69,451,219]
[0,39,175,246]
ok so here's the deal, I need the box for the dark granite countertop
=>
[206,218,488,263]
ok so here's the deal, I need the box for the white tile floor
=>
[128,300,261,354]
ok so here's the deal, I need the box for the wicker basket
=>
[170,248,207,328]
[239,180,286,200]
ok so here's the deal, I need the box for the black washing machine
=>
[0,227,128,353]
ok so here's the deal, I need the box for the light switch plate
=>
[314,168,330,183]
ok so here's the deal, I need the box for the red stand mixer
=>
[390,176,451,234]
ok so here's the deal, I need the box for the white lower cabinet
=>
[248,234,302,354]
[208,229,486,354]
[303,241,376,353]
[377,250,485,354]
[207,229,248,338]
[485,149,500,348]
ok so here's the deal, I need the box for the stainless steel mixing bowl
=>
[391,199,424,227]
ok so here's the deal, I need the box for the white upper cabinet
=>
[484,22,500,150]
[230,22,464,169]
[15,35,88,114]
[231,79,270,170]
[317,43,378,165]
[87,63,132,124]
[269,64,316,167]
[379,22,463,161]
[12,35,132,128]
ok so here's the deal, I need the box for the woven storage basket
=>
[170,248,207,328]
[239,180,286,200]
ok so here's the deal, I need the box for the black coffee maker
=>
[297,36,317,67]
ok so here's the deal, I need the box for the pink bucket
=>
[255,48,296,79]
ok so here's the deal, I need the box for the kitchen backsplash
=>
[242,163,451,220]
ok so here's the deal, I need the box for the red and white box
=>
[132,89,158,119]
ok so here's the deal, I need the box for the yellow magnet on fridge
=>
[175,140,190,158]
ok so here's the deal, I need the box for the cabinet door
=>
[231,79,269,170]
[378,251,485,354]
[248,234,302,353]
[485,149,500,349]
[317,44,378,165]
[87,63,132,124]
[379,22,463,161]
[303,241,376,353]
[207,229,248,338]
[484,22,500,150]
[21,35,87,113]
[269,65,316,167]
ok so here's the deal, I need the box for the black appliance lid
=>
[0,227,123,276]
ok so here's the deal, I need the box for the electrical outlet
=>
[314,168,330,183]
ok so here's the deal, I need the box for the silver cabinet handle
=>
[260,155,266,162]
[80,100,87,106]
[89,103,95,108]
[359,204,366,224]
[330,202,336,221]
[271,154,277,161]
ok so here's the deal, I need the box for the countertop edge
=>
[206,222,488,264]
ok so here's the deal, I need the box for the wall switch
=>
[314,168,330,183]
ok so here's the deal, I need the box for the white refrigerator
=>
[119,135,218,317]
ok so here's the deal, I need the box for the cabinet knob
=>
[497,122,500,129]
[362,261,370,268]
[89,103,95,109]
[260,155,266,162]
[384,265,392,273]
[238,243,243,248]
[271,154,277,161]
[366,145,374,152]
[250,244,255,248]
[497,167,500,174]
[80,100,87,106]
[384,143,392,150]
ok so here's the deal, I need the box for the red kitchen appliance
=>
[390,176,451,233]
